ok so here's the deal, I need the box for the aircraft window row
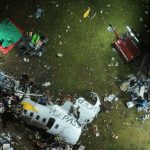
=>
[25,111,46,123]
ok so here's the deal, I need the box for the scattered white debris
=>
[100,10,103,13]
[51,1,57,4]
[42,82,51,87]
[139,86,145,98]
[139,17,143,22]
[120,82,129,92]
[112,133,118,139]
[57,53,63,57]
[56,4,59,7]
[78,145,85,150]
[112,47,116,52]
[107,26,113,32]
[35,7,44,19]
[0,133,15,150]
[112,57,115,61]
[115,62,119,67]
[144,24,148,28]
[38,52,42,57]
[107,4,111,7]
[126,101,135,108]
[93,125,99,137]
[23,58,29,62]
[104,94,118,103]
[90,13,97,20]
[145,10,149,14]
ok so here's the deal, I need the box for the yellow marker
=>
[21,101,38,112]
[83,7,90,18]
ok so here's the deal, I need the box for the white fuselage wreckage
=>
[0,70,101,145]
[21,90,101,145]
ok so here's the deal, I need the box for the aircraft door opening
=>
[46,118,55,129]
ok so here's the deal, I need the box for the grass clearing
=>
[0,0,149,149]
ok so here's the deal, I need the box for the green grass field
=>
[0,0,150,149]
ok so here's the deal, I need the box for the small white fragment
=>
[115,62,118,67]
[57,53,63,57]
[112,57,115,61]
[139,17,143,22]
[42,82,51,87]
[23,58,29,62]
[145,10,149,14]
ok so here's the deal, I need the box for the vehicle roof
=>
[115,36,141,62]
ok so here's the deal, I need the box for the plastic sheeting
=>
[0,18,22,48]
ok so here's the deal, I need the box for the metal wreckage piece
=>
[0,70,101,148]
[120,71,150,121]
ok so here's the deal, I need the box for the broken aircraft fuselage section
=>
[0,70,101,145]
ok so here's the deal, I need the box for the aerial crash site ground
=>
[0,0,150,150]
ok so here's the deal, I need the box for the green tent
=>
[0,18,22,48]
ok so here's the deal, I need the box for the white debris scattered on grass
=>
[139,17,143,22]
[51,1,57,4]
[107,4,111,7]
[78,145,85,150]
[112,47,116,52]
[59,41,62,45]
[107,25,113,32]
[144,24,148,28]
[112,132,118,139]
[126,101,135,108]
[112,57,115,61]
[100,10,103,13]
[145,10,149,14]
[23,58,29,62]
[90,13,97,20]
[115,62,119,67]
[35,7,44,19]
[104,94,118,103]
[56,4,59,7]
[108,58,119,67]
[42,82,51,87]
[93,125,99,137]
[57,53,63,57]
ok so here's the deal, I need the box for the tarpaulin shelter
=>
[0,18,24,54]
